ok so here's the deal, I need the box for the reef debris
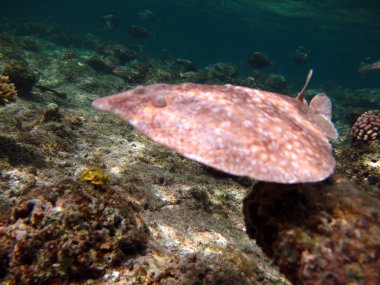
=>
[92,71,338,183]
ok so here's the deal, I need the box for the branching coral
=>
[0,75,17,105]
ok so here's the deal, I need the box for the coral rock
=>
[0,75,17,105]
[61,48,75,60]
[243,177,380,285]
[263,73,287,92]
[0,180,149,284]
[351,110,380,141]
[0,59,35,97]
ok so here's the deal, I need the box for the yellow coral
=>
[0,75,17,105]
[80,168,109,185]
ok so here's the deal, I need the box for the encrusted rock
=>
[263,73,287,92]
[243,176,380,285]
[61,48,75,60]
[0,59,36,97]
[0,180,149,284]
[351,110,380,141]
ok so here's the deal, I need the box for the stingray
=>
[92,70,338,183]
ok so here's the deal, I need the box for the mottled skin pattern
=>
[92,83,337,183]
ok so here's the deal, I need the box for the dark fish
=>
[127,25,152,39]
[99,14,120,31]
[0,34,16,48]
[292,46,310,65]
[92,70,338,184]
[139,9,162,22]
[173,58,196,72]
[248,52,274,69]
[35,85,67,99]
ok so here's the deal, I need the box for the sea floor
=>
[0,19,379,285]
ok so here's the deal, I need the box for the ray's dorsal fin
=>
[296,69,313,102]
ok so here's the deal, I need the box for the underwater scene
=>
[0,0,379,284]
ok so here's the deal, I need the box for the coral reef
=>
[0,75,17,105]
[0,59,35,97]
[251,70,288,92]
[243,177,380,285]
[96,43,138,65]
[351,110,380,141]
[204,62,240,83]
[83,43,137,75]
[335,135,380,193]
[0,180,149,284]
[84,55,115,73]
[2,15,380,285]
[323,86,380,111]
[262,73,287,92]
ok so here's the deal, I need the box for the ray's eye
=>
[152,95,167,107]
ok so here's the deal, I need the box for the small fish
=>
[358,60,380,73]
[99,14,120,31]
[179,71,197,79]
[139,9,162,22]
[292,46,310,65]
[173,58,196,72]
[127,25,153,39]
[248,52,273,69]
[92,70,338,184]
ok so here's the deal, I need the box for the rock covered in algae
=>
[0,180,149,284]
[243,176,380,285]
[0,59,35,97]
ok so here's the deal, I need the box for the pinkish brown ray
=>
[92,83,338,183]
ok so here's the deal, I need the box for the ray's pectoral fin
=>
[309,93,338,140]
[312,114,339,140]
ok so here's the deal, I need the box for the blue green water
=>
[3,0,380,88]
